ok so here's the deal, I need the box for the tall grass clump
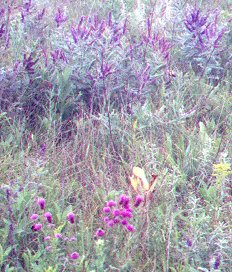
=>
[0,0,231,271]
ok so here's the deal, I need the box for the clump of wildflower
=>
[37,198,46,210]
[67,212,75,224]
[44,212,53,223]
[97,193,143,236]
[70,251,80,259]
[30,213,39,221]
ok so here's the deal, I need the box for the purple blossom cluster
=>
[184,7,227,51]
[55,8,69,27]
[30,197,79,260]
[70,12,127,46]
[96,194,144,238]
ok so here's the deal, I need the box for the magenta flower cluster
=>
[30,197,79,260]
[96,194,144,237]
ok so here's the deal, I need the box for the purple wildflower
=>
[121,219,128,226]
[107,200,117,207]
[55,233,62,239]
[134,195,144,207]
[107,220,115,227]
[44,236,51,241]
[70,252,80,259]
[55,8,69,27]
[121,210,133,218]
[67,212,75,224]
[119,194,130,208]
[214,255,221,269]
[113,209,121,216]
[44,212,53,223]
[103,206,111,213]
[96,229,105,237]
[126,224,135,232]
[33,223,43,231]
[70,237,77,241]
[104,216,109,222]
[37,198,46,210]
[30,214,39,221]
[187,237,193,247]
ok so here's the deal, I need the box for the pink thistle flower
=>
[107,220,115,227]
[67,212,75,224]
[121,219,128,225]
[104,216,109,222]
[37,198,46,210]
[107,200,117,207]
[134,195,144,207]
[113,209,121,216]
[96,229,105,237]
[103,206,111,213]
[121,210,133,218]
[126,224,135,232]
[44,212,53,223]
[119,194,130,208]
[30,214,39,221]
[70,252,80,259]
[33,223,43,231]
[113,217,120,224]
[55,233,62,239]
[44,236,51,241]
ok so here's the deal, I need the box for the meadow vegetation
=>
[0,0,231,271]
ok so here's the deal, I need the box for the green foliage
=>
[0,0,231,271]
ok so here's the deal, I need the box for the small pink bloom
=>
[113,209,121,216]
[134,195,144,207]
[44,212,53,223]
[119,194,130,207]
[103,207,111,213]
[55,233,62,239]
[37,198,46,210]
[121,219,128,225]
[121,210,133,218]
[127,224,135,232]
[70,251,80,259]
[33,223,43,231]
[30,214,39,220]
[113,217,120,224]
[70,236,77,241]
[96,229,105,237]
[44,236,51,241]
[67,212,75,224]
[107,220,115,227]
[107,200,117,207]
[104,216,109,222]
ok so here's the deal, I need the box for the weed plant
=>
[0,0,231,271]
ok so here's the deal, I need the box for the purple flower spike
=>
[33,223,43,231]
[126,224,135,232]
[107,200,117,207]
[214,255,221,269]
[67,212,75,224]
[134,195,144,207]
[37,198,46,210]
[44,212,53,223]
[30,214,39,221]
[96,229,105,237]
[70,252,80,259]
